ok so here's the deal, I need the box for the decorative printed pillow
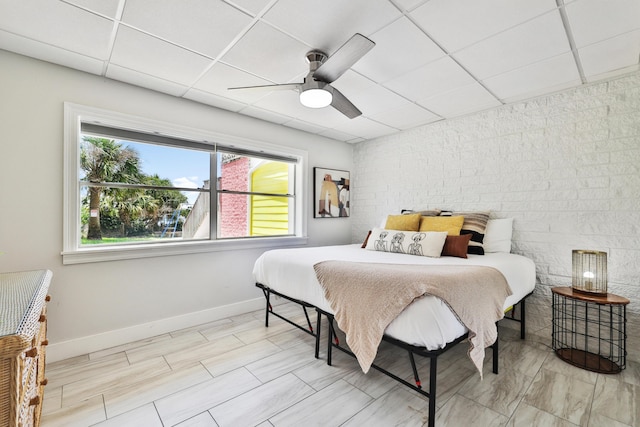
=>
[419,215,465,235]
[441,234,473,258]
[384,213,421,231]
[365,227,447,258]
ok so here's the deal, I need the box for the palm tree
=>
[144,174,188,232]
[101,188,147,236]
[80,137,142,240]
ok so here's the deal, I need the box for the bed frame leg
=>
[428,356,437,427]
[264,288,271,327]
[408,351,422,389]
[520,297,526,339]
[327,315,333,366]
[492,334,499,375]
[490,320,500,374]
[315,310,322,359]
[302,306,314,334]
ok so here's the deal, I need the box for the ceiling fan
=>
[228,33,375,119]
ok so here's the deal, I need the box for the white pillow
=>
[365,228,447,258]
[483,218,513,253]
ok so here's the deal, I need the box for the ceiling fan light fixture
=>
[299,88,332,108]
[229,34,374,118]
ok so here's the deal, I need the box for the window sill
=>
[61,236,309,265]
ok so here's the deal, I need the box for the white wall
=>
[0,50,353,361]
[352,71,640,362]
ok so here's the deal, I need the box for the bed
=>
[253,224,536,426]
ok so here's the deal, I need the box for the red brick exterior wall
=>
[219,157,250,237]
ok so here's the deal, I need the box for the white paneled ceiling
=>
[1,0,638,143]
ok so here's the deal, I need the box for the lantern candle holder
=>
[572,250,607,295]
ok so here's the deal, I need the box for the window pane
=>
[80,187,208,245]
[80,136,210,189]
[79,134,211,245]
[219,153,291,194]
[218,192,249,238]
[218,193,293,238]
[250,195,292,236]
[217,155,293,239]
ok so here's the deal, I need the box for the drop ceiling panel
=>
[238,106,293,125]
[106,64,189,97]
[262,0,401,50]
[393,0,429,12]
[351,17,446,83]
[224,0,274,16]
[384,56,477,101]
[250,89,310,118]
[410,0,558,52]
[1,0,638,142]
[62,0,122,18]
[453,10,571,80]
[331,117,398,140]
[579,29,640,79]
[370,102,441,130]
[284,119,331,135]
[0,1,114,59]
[221,22,310,83]
[194,63,275,103]
[318,127,362,142]
[418,83,501,118]
[565,0,640,48]
[0,30,105,75]
[110,26,213,85]
[482,53,581,102]
[121,0,253,58]
[331,70,412,116]
[183,89,247,112]
[299,107,353,129]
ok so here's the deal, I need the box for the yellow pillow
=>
[419,215,465,235]
[385,213,421,231]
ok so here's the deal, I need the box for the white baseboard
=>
[46,297,266,363]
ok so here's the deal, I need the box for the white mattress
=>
[253,244,536,350]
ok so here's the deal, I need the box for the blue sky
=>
[127,140,210,205]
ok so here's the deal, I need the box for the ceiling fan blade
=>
[228,83,301,92]
[314,33,375,83]
[327,86,362,119]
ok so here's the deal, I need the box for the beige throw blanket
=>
[313,261,512,377]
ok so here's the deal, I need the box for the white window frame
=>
[62,103,308,265]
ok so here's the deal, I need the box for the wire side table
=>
[552,287,629,373]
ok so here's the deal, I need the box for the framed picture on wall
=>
[314,167,350,218]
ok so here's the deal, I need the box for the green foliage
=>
[80,137,142,184]
[80,137,191,240]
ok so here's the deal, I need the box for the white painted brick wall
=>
[352,71,640,363]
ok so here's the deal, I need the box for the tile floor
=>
[41,302,639,427]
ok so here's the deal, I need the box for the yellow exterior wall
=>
[250,162,289,236]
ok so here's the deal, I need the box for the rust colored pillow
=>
[441,234,472,258]
[361,230,372,248]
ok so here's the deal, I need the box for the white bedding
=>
[253,244,536,350]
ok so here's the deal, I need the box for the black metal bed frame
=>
[257,283,323,358]
[256,282,530,427]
